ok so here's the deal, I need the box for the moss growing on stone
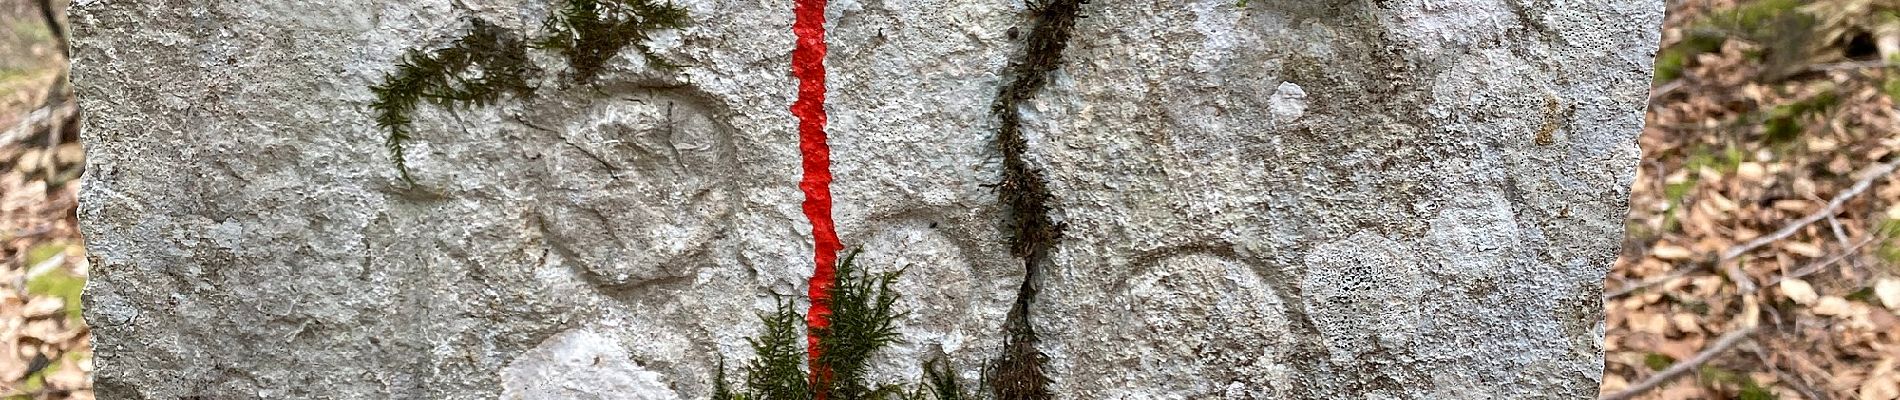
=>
[814,251,906,399]
[369,0,690,183]
[368,19,541,184]
[730,300,812,400]
[983,1,1086,399]
[713,251,973,400]
[537,0,690,83]
[920,359,965,400]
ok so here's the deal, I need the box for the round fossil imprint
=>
[523,88,739,290]
[1065,253,1297,399]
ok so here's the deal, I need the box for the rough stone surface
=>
[70,0,1661,398]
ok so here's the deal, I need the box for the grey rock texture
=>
[70,0,1660,398]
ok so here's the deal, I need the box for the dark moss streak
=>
[986,1,1085,399]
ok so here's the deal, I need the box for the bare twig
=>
[37,0,68,58]
[1822,213,1851,250]
[1747,343,1828,400]
[1606,160,1894,300]
[1762,237,1874,289]
[1721,261,1760,296]
[1600,326,1761,400]
[0,101,77,145]
[1783,347,1840,400]
[1717,158,1900,292]
[1634,59,1872,103]
[1806,60,1896,72]
[1649,80,1688,104]
[1605,266,1701,300]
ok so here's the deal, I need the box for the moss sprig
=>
[736,300,813,400]
[813,250,906,399]
[713,251,971,400]
[921,359,966,400]
[369,19,541,184]
[538,0,691,83]
[368,1,689,183]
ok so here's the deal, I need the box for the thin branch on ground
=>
[36,0,67,58]
[1603,233,1870,300]
[1649,79,1687,103]
[1747,343,1828,400]
[1600,325,1761,400]
[1635,63,1872,104]
[0,101,76,144]
[1806,60,1897,72]
[1605,266,1703,300]
[1762,237,1874,289]
[1822,213,1851,250]
[1715,158,1900,292]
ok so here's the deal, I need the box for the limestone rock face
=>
[70,0,1660,398]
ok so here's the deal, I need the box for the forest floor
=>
[2,1,1898,400]
[1605,0,1900,399]
[0,0,90,399]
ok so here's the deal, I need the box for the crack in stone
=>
[985,1,1086,399]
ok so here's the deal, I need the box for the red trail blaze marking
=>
[791,0,841,391]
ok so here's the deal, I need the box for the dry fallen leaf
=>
[21,297,64,319]
[1653,245,1696,260]
[1784,241,1826,258]
[1814,296,1856,317]
[1632,313,1673,335]
[1601,373,1630,393]
[1783,278,1821,305]
[1738,162,1767,181]
[1775,199,1814,213]
[1657,336,1710,363]
[1813,138,1841,152]
[1709,191,1740,212]
[1861,374,1900,400]
[1672,313,1705,334]
[1877,278,1900,312]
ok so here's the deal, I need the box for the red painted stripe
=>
[791,0,841,391]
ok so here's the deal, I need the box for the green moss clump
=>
[23,243,84,321]
[814,251,907,399]
[1653,28,1728,83]
[713,251,972,400]
[920,359,965,400]
[1874,218,1900,265]
[1696,366,1775,400]
[537,0,690,83]
[1652,0,1814,83]
[1644,353,1676,371]
[1682,144,1745,176]
[369,19,541,183]
[727,301,812,400]
[366,1,691,183]
[1761,91,1839,143]
[1882,73,1900,100]
[1705,0,1805,33]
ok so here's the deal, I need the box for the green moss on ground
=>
[1653,0,1813,82]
